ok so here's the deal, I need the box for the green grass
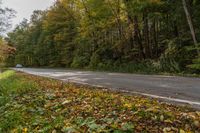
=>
[0,70,38,132]
[0,70,38,99]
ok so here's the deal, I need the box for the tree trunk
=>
[107,0,125,40]
[182,0,199,55]
[134,16,145,59]
[152,18,158,58]
[126,9,135,49]
[143,13,151,58]
[81,0,98,52]
[173,20,179,37]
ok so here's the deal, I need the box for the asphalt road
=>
[13,68,200,107]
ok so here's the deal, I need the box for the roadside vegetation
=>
[0,70,199,132]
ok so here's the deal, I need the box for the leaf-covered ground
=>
[0,70,200,133]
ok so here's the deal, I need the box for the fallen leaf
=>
[62,100,71,105]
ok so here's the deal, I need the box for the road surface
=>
[13,68,200,108]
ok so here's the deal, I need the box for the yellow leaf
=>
[23,128,28,133]
[164,119,173,124]
[160,115,164,121]
[180,129,185,133]
[194,120,200,128]
[124,103,132,108]
[163,127,171,133]
[62,100,71,105]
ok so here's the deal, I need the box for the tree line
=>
[0,0,15,66]
[5,0,200,73]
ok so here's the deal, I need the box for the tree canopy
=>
[5,0,200,73]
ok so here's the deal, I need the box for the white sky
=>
[2,0,55,29]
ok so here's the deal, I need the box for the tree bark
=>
[81,0,98,52]
[134,16,145,59]
[143,13,151,58]
[182,0,199,55]
[152,18,158,58]
[107,0,125,40]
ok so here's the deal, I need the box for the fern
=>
[188,56,200,70]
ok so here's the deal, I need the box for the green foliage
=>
[188,56,200,72]
[185,44,200,72]
[4,0,200,74]
[0,70,38,107]
[0,71,39,132]
[71,55,90,68]
[159,40,181,73]
[89,53,101,68]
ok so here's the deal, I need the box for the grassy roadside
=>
[0,70,199,132]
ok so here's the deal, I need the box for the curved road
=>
[13,68,200,108]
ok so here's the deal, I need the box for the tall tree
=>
[5,0,200,72]
[182,0,199,55]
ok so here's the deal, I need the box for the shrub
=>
[71,55,90,68]
[89,53,101,69]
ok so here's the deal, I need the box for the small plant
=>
[188,56,200,72]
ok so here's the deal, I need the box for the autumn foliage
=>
[5,0,200,73]
[0,71,199,132]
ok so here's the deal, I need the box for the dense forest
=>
[4,0,200,74]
